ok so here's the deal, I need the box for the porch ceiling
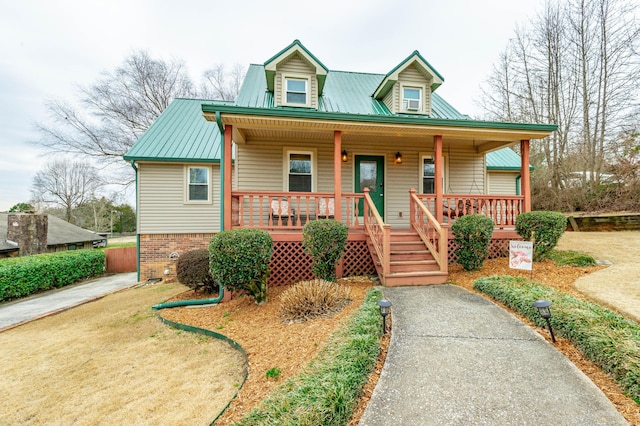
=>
[205,112,554,152]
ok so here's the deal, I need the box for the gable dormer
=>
[264,40,328,109]
[373,51,444,116]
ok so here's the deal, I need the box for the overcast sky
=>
[0,0,544,212]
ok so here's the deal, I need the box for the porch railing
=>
[231,191,366,229]
[409,189,448,272]
[417,194,524,228]
[363,188,390,277]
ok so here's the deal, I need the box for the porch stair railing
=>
[363,189,448,286]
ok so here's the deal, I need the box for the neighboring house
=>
[486,147,533,195]
[0,212,105,258]
[125,40,556,286]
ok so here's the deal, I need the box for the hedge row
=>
[473,275,640,403]
[234,288,384,425]
[0,250,105,302]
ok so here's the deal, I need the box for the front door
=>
[355,155,385,219]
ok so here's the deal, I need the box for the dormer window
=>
[285,77,309,105]
[403,87,422,112]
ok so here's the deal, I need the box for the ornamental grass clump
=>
[451,214,495,271]
[176,249,217,293]
[209,228,273,304]
[515,211,567,261]
[278,279,352,323]
[302,219,348,281]
[474,275,640,404]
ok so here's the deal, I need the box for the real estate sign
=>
[509,241,533,271]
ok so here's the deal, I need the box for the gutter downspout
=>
[216,111,225,232]
[129,160,141,283]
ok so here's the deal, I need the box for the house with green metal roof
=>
[125,40,556,287]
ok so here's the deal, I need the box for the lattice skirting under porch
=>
[268,240,377,285]
[447,233,520,264]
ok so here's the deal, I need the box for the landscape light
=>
[377,299,392,334]
[532,299,556,343]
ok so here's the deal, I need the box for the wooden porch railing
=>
[231,191,366,229]
[417,194,524,228]
[409,189,448,272]
[363,188,390,277]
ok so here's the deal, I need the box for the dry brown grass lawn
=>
[0,282,245,425]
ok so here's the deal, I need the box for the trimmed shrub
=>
[209,228,273,304]
[0,250,105,302]
[515,211,567,261]
[176,249,217,293]
[278,279,352,323]
[474,276,640,404]
[302,219,349,281]
[451,214,494,271]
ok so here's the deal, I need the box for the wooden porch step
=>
[389,259,439,272]
[383,271,449,286]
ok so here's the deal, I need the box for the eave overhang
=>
[202,104,557,145]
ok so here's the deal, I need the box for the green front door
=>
[355,155,385,219]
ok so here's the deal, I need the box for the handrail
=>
[409,189,447,272]
[363,188,390,277]
[418,194,524,228]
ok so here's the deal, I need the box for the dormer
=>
[373,51,444,116]
[264,40,328,109]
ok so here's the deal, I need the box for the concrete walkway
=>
[0,273,138,332]
[359,285,627,425]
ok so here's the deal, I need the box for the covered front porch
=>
[206,108,551,286]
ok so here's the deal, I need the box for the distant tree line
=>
[481,0,640,212]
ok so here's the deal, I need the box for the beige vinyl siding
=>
[398,65,432,114]
[487,171,519,195]
[382,89,394,114]
[137,163,220,233]
[274,54,318,108]
[446,149,485,194]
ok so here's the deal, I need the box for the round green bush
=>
[302,219,348,281]
[209,228,273,304]
[515,211,567,261]
[451,214,495,271]
[176,249,217,293]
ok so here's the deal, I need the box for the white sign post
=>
[509,241,534,275]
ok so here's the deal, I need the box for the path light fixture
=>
[532,299,556,343]
[377,299,392,334]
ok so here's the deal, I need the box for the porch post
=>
[333,130,342,222]
[223,125,233,230]
[520,139,531,212]
[434,135,444,222]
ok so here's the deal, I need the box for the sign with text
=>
[509,241,533,271]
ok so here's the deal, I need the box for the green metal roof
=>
[486,147,533,171]
[235,64,468,119]
[124,98,224,162]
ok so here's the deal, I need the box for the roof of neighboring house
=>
[0,213,103,252]
[124,98,226,163]
[486,148,533,171]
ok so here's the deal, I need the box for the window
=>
[187,166,210,202]
[287,151,313,192]
[402,87,422,111]
[285,77,308,105]
[422,156,435,194]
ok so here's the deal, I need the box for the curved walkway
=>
[0,273,138,332]
[359,285,626,425]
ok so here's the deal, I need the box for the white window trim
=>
[184,165,212,204]
[282,74,311,107]
[283,147,317,192]
[419,152,447,194]
[401,84,425,113]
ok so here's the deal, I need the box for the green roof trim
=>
[124,98,223,163]
[202,103,558,133]
[263,39,329,94]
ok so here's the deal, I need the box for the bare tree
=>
[200,63,246,100]
[31,160,103,223]
[33,51,197,184]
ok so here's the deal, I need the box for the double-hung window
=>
[287,151,313,192]
[422,156,435,194]
[285,77,308,105]
[402,87,422,112]
[187,166,210,202]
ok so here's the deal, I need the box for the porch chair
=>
[317,197,335,219]
[270,199,296,226]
